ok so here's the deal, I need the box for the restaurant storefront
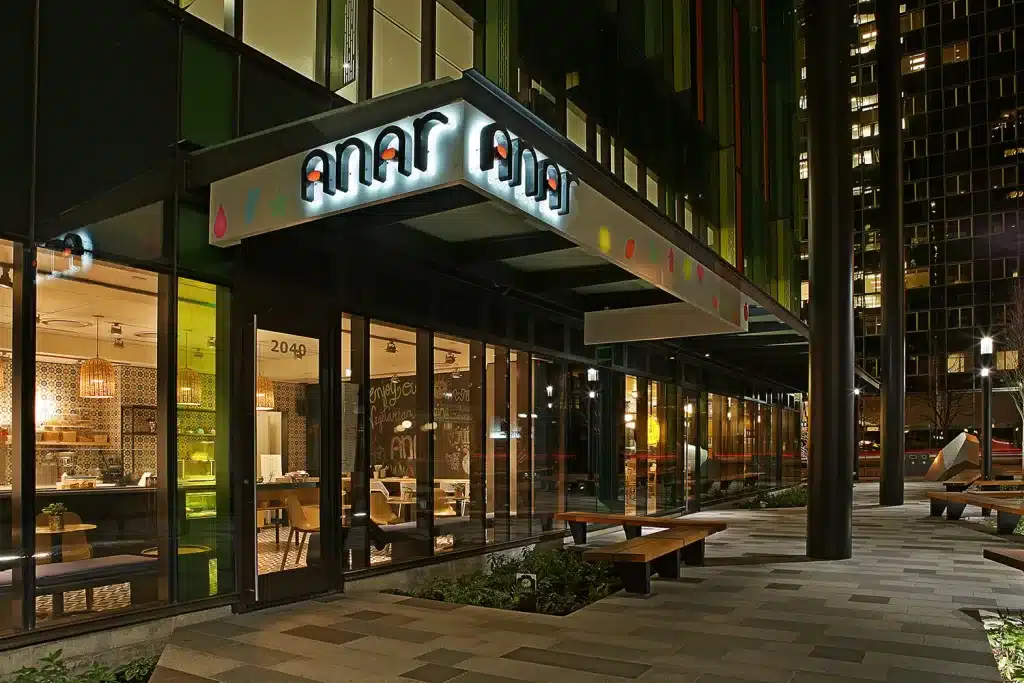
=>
[0,72,804,642]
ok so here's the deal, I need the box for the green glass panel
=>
[182,30,234,147]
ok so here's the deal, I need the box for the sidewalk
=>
[151,481,1022,683]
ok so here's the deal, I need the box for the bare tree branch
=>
[1004,279,1024,426]
[913,355,972,436]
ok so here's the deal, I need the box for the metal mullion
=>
[157,272,178,604]
[421,0,436,83]
[12,242,36,631]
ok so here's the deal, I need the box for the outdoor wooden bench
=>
[555,511,727,545]
[583,526,719,595]
[928,491,1024,533]
[941,470,981,492]
[984,547,1024,572]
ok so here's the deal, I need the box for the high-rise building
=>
[799,0,1023,459]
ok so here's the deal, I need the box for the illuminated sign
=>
[300,111,450,203]
[478,122,578,216]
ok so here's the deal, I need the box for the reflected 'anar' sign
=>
[479,122,578,216]
[300,111,450,202]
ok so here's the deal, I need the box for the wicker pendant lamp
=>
[177,330,202,406]
[79,315,115,398]
[255,372,275,411]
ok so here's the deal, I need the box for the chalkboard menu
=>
[367,372,474,479]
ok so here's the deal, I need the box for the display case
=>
[184,489,217,519]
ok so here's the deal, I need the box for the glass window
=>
[998,351,1019,371]
[531,357,562,529]
[373,0,422,97]
[176,278,232,601]
[901,51,926,74]
[339,314,367,571]
[941,41,969,64]
[433,334,483,552]
[34,251,165,625]
[624,376,639,515]
[947,352,966,374]
[0,241,15,635]
[367,322,429,565]
[254,327,322,576]
[566,101,586,150]
[647,171,659,208]
[243,0,319,81]
[486,345,509,542]
[510,350,532,540]
[435,4,472,80]
[564,364,606,514]
[624,152,639,191]
[185,0,225,31]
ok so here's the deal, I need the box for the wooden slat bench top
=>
[972,480,1024,488]
[555,511,728,532]
[943,471,981,485]
[984,548,1024,572]
[584,528,710,564]
[930,490,1024,515]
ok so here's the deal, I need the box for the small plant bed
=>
[983,611,1024,682]
[738,484,808,509]
[386,548,620,616]
[5,650,157,683]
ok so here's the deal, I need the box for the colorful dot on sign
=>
[213,205,228,239]
[598,227,612,254]
[496,144,508,159]
[668,248,675,273]
[625,239,636,259]
[381,147,397,161]
[306,169,322,182]
[683,258,692,280]
[712,295,719,310]
[547,175,558,191]
[697,264,705,282]
[744,303,749,321]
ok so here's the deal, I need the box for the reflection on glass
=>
[368,322,428,565]
[243,0,318,81]
[531,357,561,528]
[254,329,321,575]
[435,3,473,80]
[0,240,15,634]
[177,278,232,601]
[433,334,482,552]
[624,375,638,515]
[339,314,365,570]
[373,1,422,97]
[486,345,510,543]
[34,251,165,625]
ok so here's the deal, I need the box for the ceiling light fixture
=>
[177,330,202,406]
[385,340,397,354]
[79,315,115,399]
[207,336,216,349]
[110,322,122,336]
[113,338,124,349]
[0,267,13,289]
[256,373,275,411]
[444,351,456,365]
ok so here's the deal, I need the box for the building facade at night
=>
[799,0,1023,458]
[0,0,805,652]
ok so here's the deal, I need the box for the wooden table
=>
[35,523,97,563]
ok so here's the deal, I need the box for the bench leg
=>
[997,510,1021,534]
[624,525,642,539]
[568,521,587,545]
[930,499,947,517]
[130,575,160,607]
[681,539,706,566]
[615,562,652,595]
[652,550,681,579]
[946,502,967,521]
[982,507,992,517]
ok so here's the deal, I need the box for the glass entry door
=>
[251,323,333,603]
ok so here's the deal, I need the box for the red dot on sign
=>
[712,295,719,309]
[496,145,508,159]
[307,169,322,182]
[213,205,228,239]
[668,249,675,272]
[625,239,635,259]
[744,304,749,321]
[547,176,558,190]
[697,264,705,282]
[381,147,397,161]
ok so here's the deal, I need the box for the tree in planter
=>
[913,355,972,446]
[1004,279,1024,468]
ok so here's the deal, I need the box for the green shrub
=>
[984,613,1024,682]
[390,548,619,616]
[739,485,808,509]
[5,651,157,683]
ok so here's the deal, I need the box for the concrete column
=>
[878,0,906,506]
[805,0,855,560]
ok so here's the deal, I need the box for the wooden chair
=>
[370,490,399,525]
[433,488,456,517]
[280,496,320,570]
[35,512,95,611]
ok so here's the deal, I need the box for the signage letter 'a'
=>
[479,121,578,216]
[301,149,336,203]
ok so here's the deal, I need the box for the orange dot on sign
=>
[306,169,321,182]
[496,144,508,159]
[547,176,558,190]
[381,147,397,161]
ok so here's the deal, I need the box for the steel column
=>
[805,0,855,560]
[878,0,906,506]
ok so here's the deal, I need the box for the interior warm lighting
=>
[0,266,12,289]
[79,316,115,399]
[647,417,660,445]
[177,366,202,406]
[256,374,275,411]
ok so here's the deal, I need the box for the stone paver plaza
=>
[151,482,1024,683]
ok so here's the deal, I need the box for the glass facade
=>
[0,0,803,647]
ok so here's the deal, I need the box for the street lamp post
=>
[981,337,994,479]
